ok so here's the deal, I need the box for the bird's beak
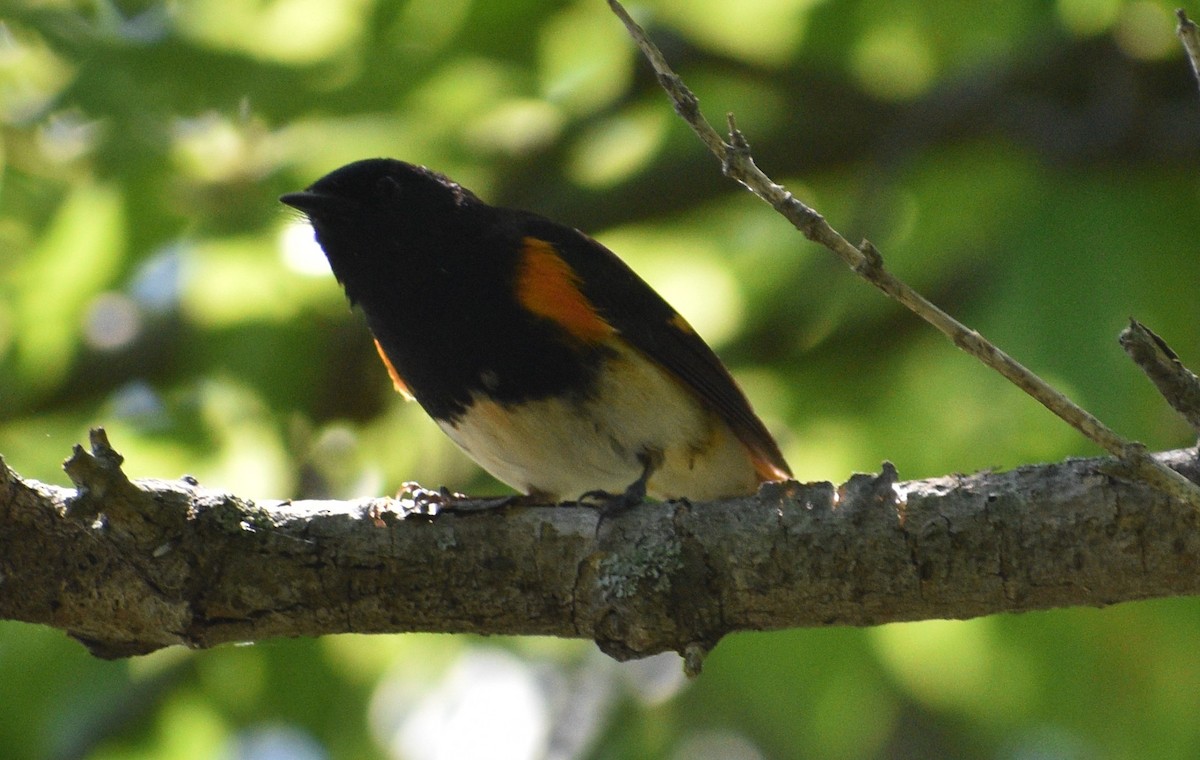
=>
[279,190,356,219]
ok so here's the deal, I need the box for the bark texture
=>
[2,431,1199,665]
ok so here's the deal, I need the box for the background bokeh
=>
[3,0,1200,758]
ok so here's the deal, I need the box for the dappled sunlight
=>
[389,0,474,55]
[669,730,766,760]
[151,694,231,760]
[371,649,557,760]
[870,619,1032,718]
[5,0,1200,757]
[729,368,792,431]
[278,220,333,277]
[597,227,744,347]
[616,651,688,706]
[129,244,188,312]
[1056,0,1122,36]
[94,377,293,495]
[638,252,744,347]
[300,424,387,500]
[36,109,101,164]
[368,646,688,760]
[359,399,494,496]
[873,334,1084,477]
[463,98,565,157]
[0,22,74,123]
[104,380,170,432]
[182,235,340,327]
[657,0,817,65]
[82,291,142,351]
[1114,1,1178,60]
[539,1,635,115]
[0,298,12,364]
[566,105,669,188]
[197,645,270,715]
[221,725,327,760]
[175,0,370,64]
[171,111,278,183]
[277,115,434,183]
[8,183,124,395]
[852,25,936,101]
[191,378,294,496]
[784,417,872,483]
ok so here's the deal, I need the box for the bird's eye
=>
[376,176,402,200]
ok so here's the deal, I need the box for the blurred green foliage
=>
[3,0,1200,758]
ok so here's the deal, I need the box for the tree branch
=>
[3,431,1200,673]
[606,0,1200,510]
[7,7,1200,678]
[1178,9,1200,95]
[1120,319,1200,435]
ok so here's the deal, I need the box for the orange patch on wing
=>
[374,338,415,400]
[517,237,613,343]
[750,453,792,483]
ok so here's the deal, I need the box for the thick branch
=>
[3,433,1200,667]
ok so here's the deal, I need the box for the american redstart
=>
[281,159,791,504]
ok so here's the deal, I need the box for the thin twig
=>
[1178,9,1200,95]
[607,0,1200,507]
[1120,319,1200,434]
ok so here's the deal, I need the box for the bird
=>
[280,158,790,505]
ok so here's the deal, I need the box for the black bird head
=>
[280,158,486,301]
[281,158,478,222]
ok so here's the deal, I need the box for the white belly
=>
[437,343,759,501]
